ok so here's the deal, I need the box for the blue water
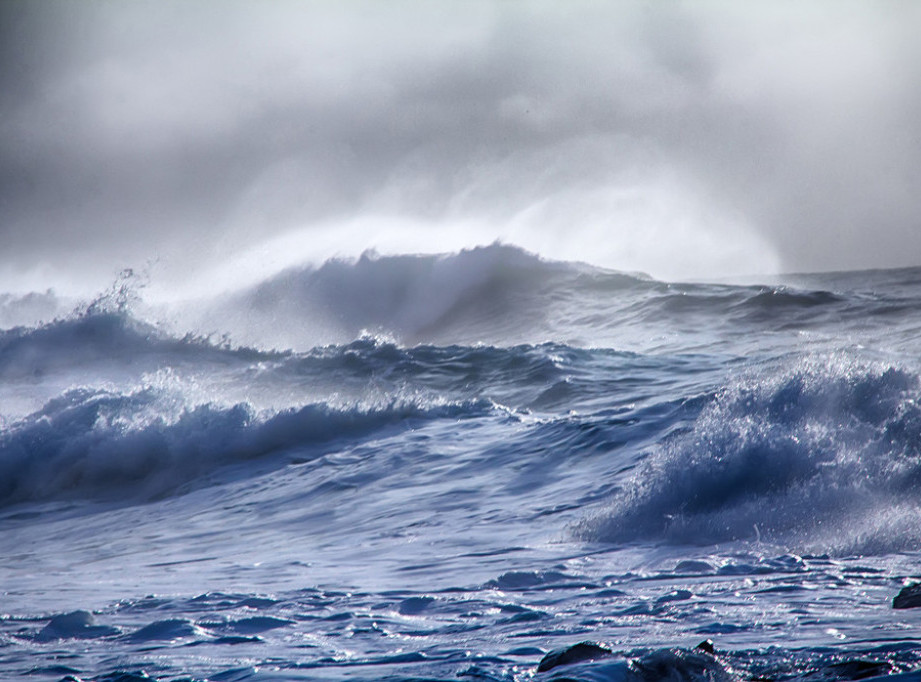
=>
[3,245,921,681]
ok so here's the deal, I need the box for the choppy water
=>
[3,244,921,681]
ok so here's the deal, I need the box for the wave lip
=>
[578,355,921,555]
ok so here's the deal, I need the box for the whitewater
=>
[3,244,921,682]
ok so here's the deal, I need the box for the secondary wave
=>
[0,385,496,507]
[578,354,921,555]
[0,311,272,380]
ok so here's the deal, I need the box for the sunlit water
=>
[3,245,921,681]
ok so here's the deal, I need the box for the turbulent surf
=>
[3,244,921,681]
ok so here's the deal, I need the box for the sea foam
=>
[0,385,494,506]
[579,355,921,554]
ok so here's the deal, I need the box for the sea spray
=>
[578,354,921,554]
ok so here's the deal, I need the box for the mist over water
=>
[2,1,920,298]
[4,4,921,682]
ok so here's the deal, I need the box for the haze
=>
[2,1,920,296]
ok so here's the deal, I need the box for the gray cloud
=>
[2,0,920,293]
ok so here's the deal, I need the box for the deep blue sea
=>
[3,244,921,681]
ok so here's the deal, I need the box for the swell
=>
[0,333,707,509]
[578,354,921,555]
[0,299,721,414]
[6,248,919,355]
[187,246,921,351]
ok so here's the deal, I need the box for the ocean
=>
[2,243,921,681]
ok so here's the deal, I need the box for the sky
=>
[2,1,920,295]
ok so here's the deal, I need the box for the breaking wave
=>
[195,243,625,349]
[0,385,495,506]
[2,245,892,354]
[0,312,270,380]
[579,355,921,555]
[185,245,892,351]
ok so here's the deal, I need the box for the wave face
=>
[177,244,921,355]
[579,357,921,554]
[4,246,921,681]
[0,384,493,506]
[0,312,257,379]
[190,244,651,349]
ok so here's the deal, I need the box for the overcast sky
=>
[2,1,920,294]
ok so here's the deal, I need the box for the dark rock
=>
[893,583,921,609]
[696,639,715,654]
[828,659,892,679]
[656,589,693,605]
[674,560,715,574]
[537,641,613,672]
[633,648,731,682]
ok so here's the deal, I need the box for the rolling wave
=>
[3,252,921,533]
[579,355,921,554]
[5,253,921,679]
[0,385,496,507]
[194,243,612,349]
[0,311,271,380]
[3,245,910,354]
[184,245,903,351]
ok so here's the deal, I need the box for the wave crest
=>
[0,309,276,382]
[196,244,646,349]
[578,355,921,554]
[0,386,494,507]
